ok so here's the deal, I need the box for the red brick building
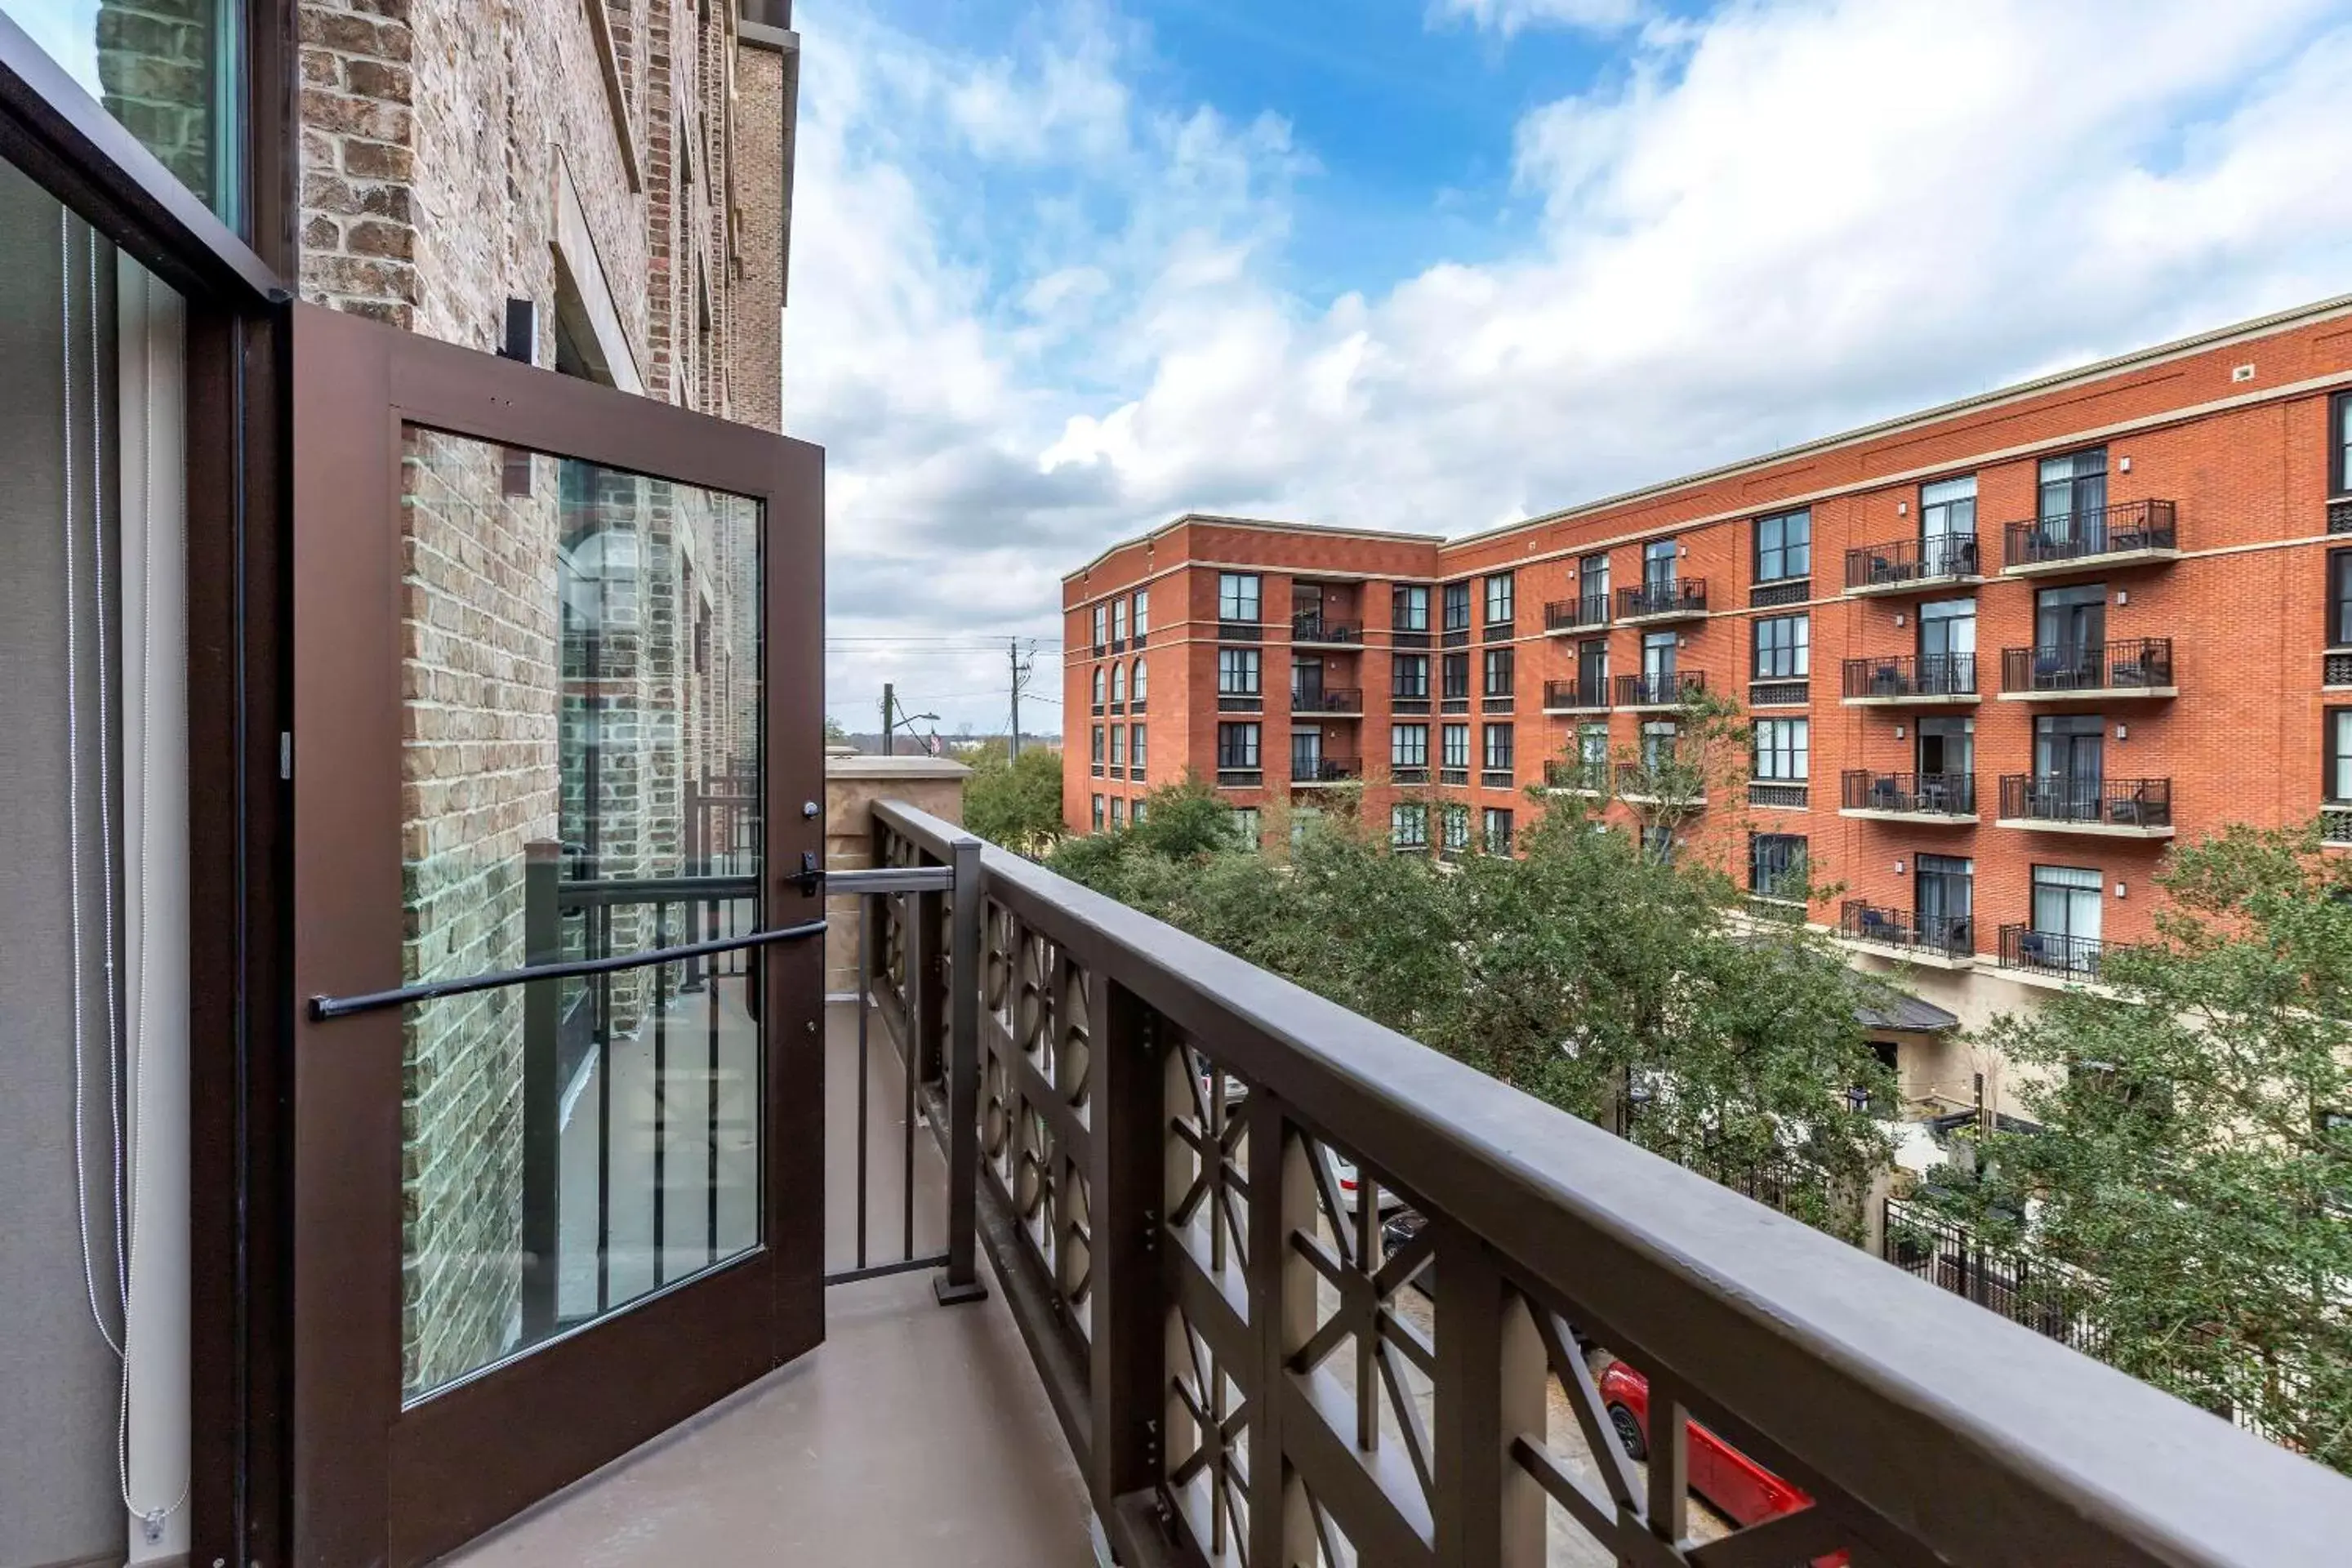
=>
[1063,293,2352,1048]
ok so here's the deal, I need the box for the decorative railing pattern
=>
[866,798,2345,1568]
[1998,922,2115,978]
[1747,781,1808,808]
[2002,499,2177,568]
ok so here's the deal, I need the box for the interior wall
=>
[0,158,127,1568]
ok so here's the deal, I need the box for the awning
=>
[1855,994,1961,1032]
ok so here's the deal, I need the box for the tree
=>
[1052,778,1895,1241]
[960,739,1066,853]
[823,715,851,747]
[1928,822,2352,1469]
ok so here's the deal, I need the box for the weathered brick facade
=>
[292,1,794,1389]
[96,0,218,201]
[1065,297,2352,1119]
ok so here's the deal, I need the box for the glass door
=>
[1919,475,1976,577]
[287,305,825,1567]
[2038,448,2109,548]
[2034,714,2105,822]
[1918,598,1976,694]
[2031,865,2104,973]
[1642,630,1676,703]
[2035,584,2105,687]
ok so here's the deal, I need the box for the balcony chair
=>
[1872,662,1901,695]
[2017,929,2051,968]
[1870,776,1900,810]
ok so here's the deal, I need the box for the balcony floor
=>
[444,1000,1098,1568]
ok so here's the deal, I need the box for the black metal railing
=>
[1747,781,1808,808]
[1392,626,1433,649]
[1841,770,1977,815]
[862,797,2342,1568]
[1545,595,1609,632]
[1998,922,2114,978]
[1750,578,1810,608]
[2324,804,2352,844]
[2330,499,2352,536]
[1544,759,1609,792]
[1885,1196,2101,1350]
[1749,679,1809,707]
[1293,613,1363,644]
[1543,676,1609,710]
[1841,652,1977,699]
[1846,532,1980,590]
[1218,619,1262,643]
[1291,685,1364,714]
[1998,774,2172,828]
[2000,637,2174,694]
[1618,577,1707,619]
[2003,499,2178,568]
[1293,756,1364,783]
[1215,768,1261,787]
[1615,669,1707,707]
[1839,899,1975,959]
[1393,765,1430,786]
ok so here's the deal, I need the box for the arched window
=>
[1092,666,1106,706]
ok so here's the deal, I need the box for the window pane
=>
[394,428,764,1401]
[15,0,246,225]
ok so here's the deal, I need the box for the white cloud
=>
[1427,0,1650,38]
[789,0,2352,733]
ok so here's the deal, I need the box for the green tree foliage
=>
[1931,822,2352,1468]
[959,740,1067,853]
[1049,767,1895,1241]
[823,715,851,747]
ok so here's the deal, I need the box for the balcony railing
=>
[1293,756,1364,784]
[1998,773,2173,830]
[1840,898,1976,959]
[1999,637,2175,696]
[1392,623,1432,649]
[1841,770,1977,817]
[863,797,2342,1568]
[1615,669,1707,708]
[1214,767,1261,787]
[1292,686,1365,715]
[1998,922,2115,978]
[1293,613,1363,645]
[2002,499,2179,571]
[1218,617,1263,642]
[1544,594,1610,633]
[1544,759,1609,792]
[1543,676,1610,710]
[1393,764,1430,785]
[1618,577,1707,621]
[1841,652,1977,701]
[1845,532,1981,591]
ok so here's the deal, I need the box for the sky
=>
[791,0,2352,739]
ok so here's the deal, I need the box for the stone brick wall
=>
[96,0,216,199]
[294,0,792,1390]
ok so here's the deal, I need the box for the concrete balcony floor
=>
[444,1000,1098,1568]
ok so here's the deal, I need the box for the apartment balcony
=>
[1840,653,1979,706]
[1998,922,2120,979]
[1997,774,2176,838]
[1838,899,1977,966]
[2001,500,2180,576]
[1543,759,1609,794]
[1292,756,1365,786]
[1998,638,2176,701]
[1840,770,1979,822]
[1844,533,1983,596]
[1615,670,1708,710]
[1617,577,1708,623]
[1543,676,1610,713]
[1292,686,1365,717]
[1294,612,1365,648]
[1544,593,1610,634]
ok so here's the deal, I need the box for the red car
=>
[1598,1361,1846,1566]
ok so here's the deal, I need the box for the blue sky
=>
[794,0,2352,736]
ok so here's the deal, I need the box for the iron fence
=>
[1618,577,1707,619]
[1998,773,2172,828]
[2003,498,2178,567]
[1841,652,1976,699]
[1841,769,1976,815]
[1845,532,1981,589]
[2000,636,2175,693]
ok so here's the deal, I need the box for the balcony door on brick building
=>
[285,306,826,1567]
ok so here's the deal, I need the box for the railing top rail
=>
[871,796,2352,1567]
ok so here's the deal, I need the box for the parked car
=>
[1598,1361,1846,1566]
[1327,1150,1407,1218]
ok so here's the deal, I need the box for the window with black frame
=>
[2334,392,2352,496]
[1218,572,1260,622]
[1217,721,1260,770]
[1392,723,1428,768]
[1915,854,1974,956]
[2331,550,2352,647]
[1754,508,1811,583]
[1218,646,1261,696]
[1394,583,1429,631]
[1441,723,1471,769]
[1391,804,1428,849]
[1442,580,1471,633]
[1482,808,1513,856]
[1485,571,1515,625]
[1753,613,1809,680]
[1441,651,1471,700]
[1753,717,1808,781]
[1393,653,1429,697]
[1749,833,1807,903]
[1483,722,1514,773]
[1483,646,1514,697]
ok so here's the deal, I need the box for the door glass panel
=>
[397,425,765,1402]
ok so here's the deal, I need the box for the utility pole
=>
[1009,639,1022,762]
[881,683,895,757]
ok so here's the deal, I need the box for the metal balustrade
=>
[1544,594,1610,632]
[865,798,2350,1568]
[2002,499,2178,569]
[1999,637,2175,695]
[1618,578,1708,621]
[1293,757,1365,784]
[1838,899,1975,959]
[1292,686,1365,715]
[1840,770,1977,817]
[1998,773,2173,829]
[1844,532,1980,591]
[1294,614,1364,645]
[1614,670,1707,708]
[1542,677,1610,710]
[1840,653,1977,700]
[1998,922,2114,978]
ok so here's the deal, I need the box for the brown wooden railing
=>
[868,798,2351,1568]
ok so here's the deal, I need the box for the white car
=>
[1327,1151,1408,1218]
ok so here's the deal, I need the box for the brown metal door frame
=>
[288,303,825,1567]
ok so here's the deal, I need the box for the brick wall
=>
[96,0,215,198]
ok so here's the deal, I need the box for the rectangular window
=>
[1754,717,1810,781]
[1484,723,1515,772]
[20,2,247,222]
[1219,572,1261,622]
[1441,652,1472,699]
[1091,725,1105,764]
[1109,724,1125,765]
[1754,508,1811,582]
[1218,647,1262,695]
[1749,833,1808,901]
[1578,639,1608,688]
[1442,580,1472,633]
[1109,797,1125,828]
[1441,724,1471,768]
[1130,724,1147,773]
[1641,719,1679,772]
[1132,799,1148,826]
[1091,666,1107,708]
[1442,804,1472,853]
[1392,653,1430,697]
[1578,723,1610,785]
[1483,647,1515,697]
[1291,728,1323,775]
[1580,552,1610,602]
[1392,724,1428,768]
[1483,808,1514,857]
[1392,804,1428,848]
[1644,538,1677,588]
[1291,657,1324,706]
[2038,448,2109,532]
[1920,475,1978,575]
[1092,604,1109,646]
[1230,807,1260,849]
[1486,572,1516,625]
[2332,550,2352,648]
[1092,795,1106,831]
[1394,583,1431,630]
[2030,865,2103,966]
[1111,599,1129,642]
[1217,722,1260,769]
[1752,613,1810,679]
[2329,709,2352,803]
[1916,853,1974,951]
[1133,589,1149,636]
